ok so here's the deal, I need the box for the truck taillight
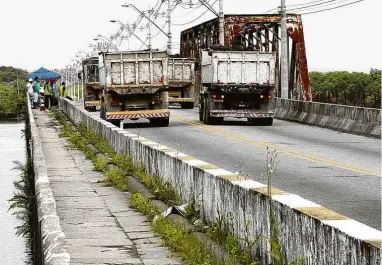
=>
[212,94,224,100]
[152,100,163,105]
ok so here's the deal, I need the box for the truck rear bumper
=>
[106,109,170,120]
[210,110,274,118]
[169,97,195,103]
[85,100,100,107]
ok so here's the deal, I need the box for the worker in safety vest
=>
[59,82,67,97]
[44,81,52,109]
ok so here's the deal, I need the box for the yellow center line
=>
[172,114,381,177]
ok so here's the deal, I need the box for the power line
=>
[300,0,364,14]
[172,0,217,26]
[288,0,328,8]
[265,0,364,14]
[287,0,337,11]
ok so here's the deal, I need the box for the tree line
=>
[0,66,28,118]
[309,69,381,108]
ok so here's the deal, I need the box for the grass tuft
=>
[101,168,128,192]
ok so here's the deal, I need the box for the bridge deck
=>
[33,109,183,265]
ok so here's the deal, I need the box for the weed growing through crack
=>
[133,166,181,206]
[111,154,135,175]
[101,168,128,191]
[94,156,108,172]
[130,192,221,265]
[130,192,160,220]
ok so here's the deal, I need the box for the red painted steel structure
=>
[180,14,311,101]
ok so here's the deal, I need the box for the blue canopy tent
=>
[27,67,61,81]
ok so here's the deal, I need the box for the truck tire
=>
[203,100,217,125]
[199,103,204,122]
[248,118,273,126]
[262,118,273,126]
[150,118,169,127]
[181,102,194,109]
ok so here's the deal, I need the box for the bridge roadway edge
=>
[58,98,381,265]
[27,98,71,264]
[275,98,381,138]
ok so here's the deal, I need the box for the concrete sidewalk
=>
[33,109,183,265]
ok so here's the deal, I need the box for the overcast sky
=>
[0,0,380,73]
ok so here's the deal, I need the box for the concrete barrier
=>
[27,97,70,264]
[275,98,381,138]
[59,98,381,265]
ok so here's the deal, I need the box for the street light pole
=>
[167,0,172,54]
[218,0,224,46]
[280,0,289,99]
[147,23,152,50]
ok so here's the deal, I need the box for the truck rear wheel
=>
[248,118,273,126]
[203,100,221,125]
[262,118,273,126]
[181,102,194,109]
[150,118,169,127]
[199,103,204,121]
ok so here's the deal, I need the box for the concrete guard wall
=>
[275,99,381,138]
[59,98,381,265]
[28,99,70,264]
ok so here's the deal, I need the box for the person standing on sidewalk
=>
[32,77,40,109]
[27,78,34,106]
[44,80,52,109]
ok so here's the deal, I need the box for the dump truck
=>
[199,48,276,125]
[82,57,101,112]
[99,50,170,127]
[168,57,195,109]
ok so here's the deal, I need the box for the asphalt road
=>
[91,107,381,230]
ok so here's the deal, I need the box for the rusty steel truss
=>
[180,14,311,101]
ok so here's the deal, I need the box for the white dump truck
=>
[82,57,100,112]
[168,57,195,109]
[199,49,276,125]
[99,50,170,127]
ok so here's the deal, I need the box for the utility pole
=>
[218,0,224,46]
[167,0,172,54]
[147,23,152,50]
[280,0,289,99]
